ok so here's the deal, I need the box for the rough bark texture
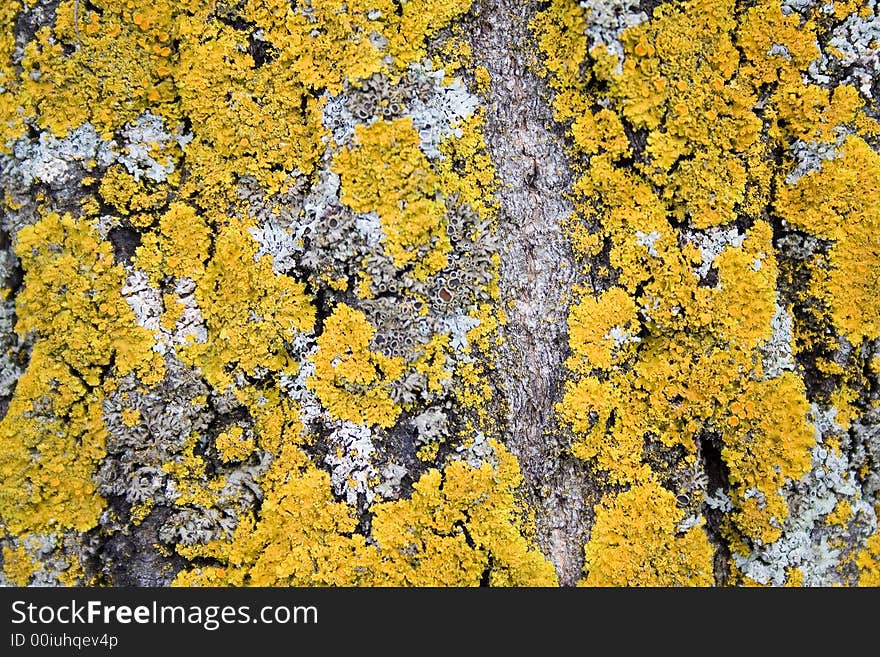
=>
[461,0,595,586]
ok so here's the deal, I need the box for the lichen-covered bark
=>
[532,0,880,586]
[1,0,879,587]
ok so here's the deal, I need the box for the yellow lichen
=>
[0,1,26,148]
[19,1,181,138]
[0,0,562,590]
[566,286,639,373]
[11,0,876,589]
[533,0,865,578]
[121,408,141,427]
[856,533,880,586]
[173,441,556,586]
[307,304,403,428]
[2,544,40,586]
[825,500,852,527]
[0,213,160,535]
[98,166,169,217]
[367,442,557,586]
[215,427,256,464]
[475,65,491,94]
[333,118,450,279]
[180,216,314,390]
[135,202,211,284]
[775,136,880,344]
[582,481,714,586]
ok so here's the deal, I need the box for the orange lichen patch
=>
[770,77,863,144]
[529,0,589,122]
[180,217,314,390]
[174,463,363,586]
[14,213,161,384]
[560,314,815,542]
[367,442,558,586]
[2,543,40,586]
[826,500,853,527]
[634,339,750,434]
[784,567,805,586]
[668,149,747,228]
[708,220,777,349]
[578,0,780,215]
[215,427,256,464]
[582,481,714,586]
[532,0,860,558]
[129,501,154,527]
[0,0,554,589]
[245,0,473,95]
[5,0,490,237]
[0,1,26,148]
[474,65,491,94]
[450,302,506,414]
[0,354,109,534]
[558,311,816,518]
[174,14,324,203]
[736,0,819,85]
[721,373,815,543]
[532,0,858,570]
[159,434,221,510]
[413,334,453,395]
[98,166,169,217]
[387,0,476,65]
[307,304,404,428]
[435,35,473,77]
[558,375,651,484]
[160,293,185,332]
[571,108,631,160]
[230,388,302,459]
[775,136,880,344]
[333,118,450,279]
[121,408,142,428]
[828,384,861,430]
[18,1,182,139]
[437,110,500,221]
[603,0,742,135]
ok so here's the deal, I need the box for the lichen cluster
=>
[534,0,880,585]
[0,0,555,587]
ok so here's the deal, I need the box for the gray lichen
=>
[685,225,745,281]
[785,131,849,185]
[578,0,649,71]
[826,2,880,98]
[98,355,269,549]
[761,303,796,379]
[325,421,377,505]
[733,405,878,585]
[116,112,191,183]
